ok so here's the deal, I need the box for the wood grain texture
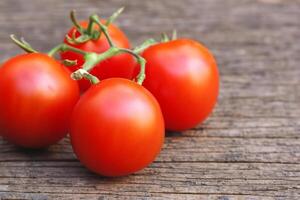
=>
[0,0,300,199]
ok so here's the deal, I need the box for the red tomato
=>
[70,78,164,176]
[0,53,80,148]
[142,39,219,131]
[61,21,136,92]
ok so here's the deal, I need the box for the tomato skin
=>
[70,78,164,177]
[0,53,80,148]
[142,39,219,131]
[61,21,136,92]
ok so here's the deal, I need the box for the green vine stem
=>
[89,14,115,47]
[10,35,84,70]
[160,30,178,43]
[46,16,156,85]
[172,30,177,40]
[10,9,158,86]
[133,38,157,54]
[62,59,77,67]
[105,7,124,27]
[66,14,155,85]
[161,33,170,42]
[10,35,38,53]
[71,68,100,84]
[70,10,85,34]
[10,32,154,85]
[67,8,124,45]
[47,43,87,57]
[63,8,156,85]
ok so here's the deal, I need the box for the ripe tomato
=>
[70,78,164,176]
[0,53,80,148]
[142,39,219,131]
[61,21,136,92]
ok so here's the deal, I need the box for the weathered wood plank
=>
[1,137,300,164]
[0,161,299,197]
[0,0,299,199]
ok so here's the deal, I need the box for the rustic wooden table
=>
[0,0,299,199]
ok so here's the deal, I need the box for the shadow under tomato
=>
[165,130,183,137]
[15,146,49,154]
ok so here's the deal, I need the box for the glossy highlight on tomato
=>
[0,53,80,148]
[61,21,136,92]
[70,78,164,177]
[142,39,219,131]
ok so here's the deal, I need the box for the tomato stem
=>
[172,30,177,40]
[70,39,152,85]
[119,48,146,84]
[105,7,125,27]
[160,31,177,42]
[47,43,87,57]
[69,15,155,85]
[63,59,77,66]
[10,33,100,84]
[84,48,118,70]
[133,38,157,54]
[161,33,170,42]
[10,35,38,53]
[85,18,158,84]
[22,8,156,85]
[70,10,85,34]
[71,69,100,84]
[89,15,115,47]
[68,8,124,44]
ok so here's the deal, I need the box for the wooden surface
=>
[0,0,300,199]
